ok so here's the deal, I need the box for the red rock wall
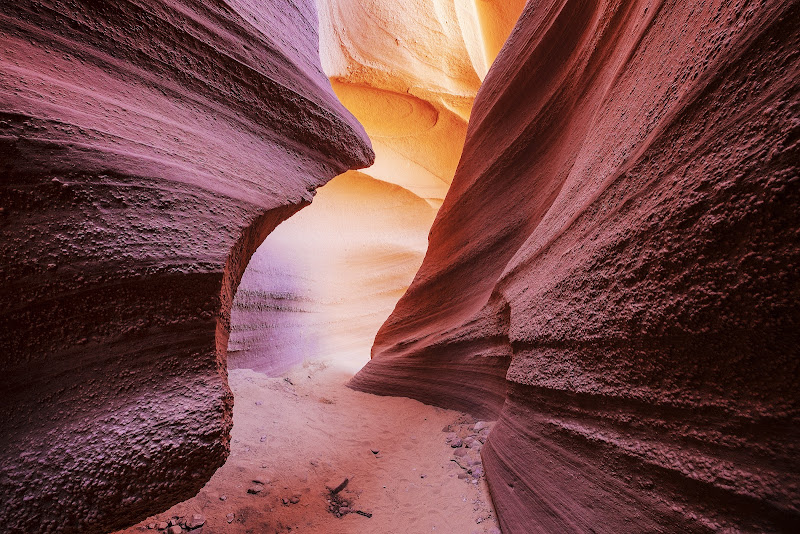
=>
[352,0,800,531]
[0,1,372,532]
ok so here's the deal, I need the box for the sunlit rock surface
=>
[228,0,522,374]
[0,1,372,532]
[228,171,435,375]
[353,1,800,532]
[317,0,524,206]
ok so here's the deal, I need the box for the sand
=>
[116,356,500,534]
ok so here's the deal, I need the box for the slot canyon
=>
[0,0,798,533]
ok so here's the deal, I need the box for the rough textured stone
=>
[352,0,800,532]
[0,1,372,532]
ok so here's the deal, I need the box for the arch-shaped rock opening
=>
[227,171,435,376]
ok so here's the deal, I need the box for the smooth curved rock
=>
[353,0,800,532]
[227,0,524,377]
[228,170,435,375]
[0,1,372,532]
[317,0,524,206]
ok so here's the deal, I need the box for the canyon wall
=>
[0,1,372,532]
[228,171,435,375]
[353,0,800,532]
[227,0,524,374]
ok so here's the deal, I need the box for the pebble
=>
[226,513,235,524]
[260,436,267,442]
[247,485,263,494]
[449,437,463,448]
[156,522,168,530]
[453,448,469,458]
[219,494,227,501]
[289,495,300,504]
[147,523,156,530]
[167,527,181,534]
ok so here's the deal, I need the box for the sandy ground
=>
[116,356,500,534]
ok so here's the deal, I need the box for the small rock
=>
[473,421,490,432]
[226,513,235,524]
[185,514,205,530]
[449,437,463,448]
[453,448,469,457]
[156,522,168,530]
[219,494,227,501]
[167,527,181,534]
[370,449,379,455]
[255,401,262,406]
[282,497,289,505]
[289,495,300,504]
[147,523,156,530]
[457,472,470,480]
[260,436,267,442]
[471,466,484,477]
[247,485,263,494]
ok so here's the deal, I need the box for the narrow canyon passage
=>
[117,1,525,531]
[2,0,798,533]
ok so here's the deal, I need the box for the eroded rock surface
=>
[228,0,524,375]
[318,0,525,206]
[0,1,372,532]
[353,1,800,532]
[228,171,435,375]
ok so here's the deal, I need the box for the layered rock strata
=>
[228,171,435,375]
[0,1,372,532]
[353,0,800,532]
[228,0,524,375]
[317,0,526,206]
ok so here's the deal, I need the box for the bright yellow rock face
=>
[317,0,523,205]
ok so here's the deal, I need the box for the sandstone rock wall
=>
[353,0,800,531]
[228,171,435,375]
[227,0,524,375]
[0,1,372,532]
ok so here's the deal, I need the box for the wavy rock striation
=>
[352,0,800,532]
[318,0,525,206]
[228,170,435,375]
[227,0,524,375]
[0,1,372,532]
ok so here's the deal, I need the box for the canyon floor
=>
[116,355,500,534]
